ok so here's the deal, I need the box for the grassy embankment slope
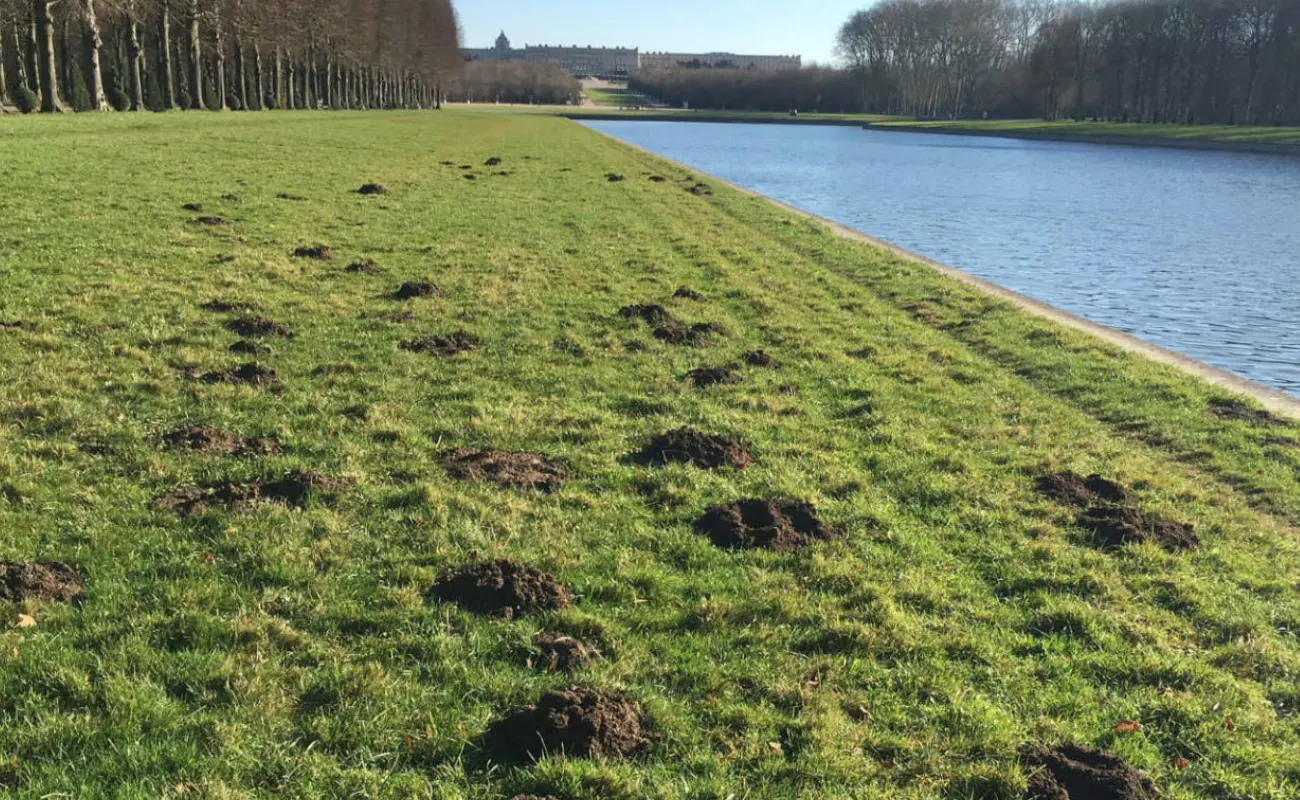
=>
[3,110,1300,799]
[868,118,1300,147]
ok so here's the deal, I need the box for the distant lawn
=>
[872,118,1300,146]
[584,86,641,107]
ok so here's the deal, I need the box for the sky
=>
[455,0,864,66]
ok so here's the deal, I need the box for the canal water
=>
[583,120,1300,396]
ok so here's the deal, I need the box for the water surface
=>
[584,121,1300,395]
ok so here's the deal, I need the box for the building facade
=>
[464,33,800,77]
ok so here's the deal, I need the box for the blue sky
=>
[455,0,864,65]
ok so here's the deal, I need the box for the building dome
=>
[494,31,511,52]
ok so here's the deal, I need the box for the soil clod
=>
[432,559,573,618]
[293,244,333,261]
[635,428,751,470]
[1036,471,1133,507]
[687,366,741,388]
[649,175,667,183]
[346,259,384,274]
[464,174,478,181]
[695,498,841,551]
[200,362,282,389]
[400,332,479,357]
[192,216,230,226]
[619,304,676,326]
[160,425,280,457]
[673,287,705,301]
[392,281,442,300]
[1020,744,1158,800]
[0,561,84,604]
[1208,397,1287,426]
[442,449,569,493]
[201,299,261,313]
[606,173,626,183]
[357,183,387,195]
[688,183,713,196]
[221,193,241,202]
[155,471,352,517]
[531,633,602,672]
[277,193,307,201]
[230,340,272,355]
[225,316,293,339]
[1077,505,1198,552]
[485,686,653,762]
[742,350,780,368]
[182,202,204,212]
[485,157,502,166]
[0,320,37,331]
[654,321,726,347]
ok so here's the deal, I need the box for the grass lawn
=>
[870,118,1300,146]
[3,109,1300,799]
[583,86,642,107]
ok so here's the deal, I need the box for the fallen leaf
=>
[1175,759,1190,769]
[15,614,36,629]
[1113,720,1143,734]
[768,742,784,755]
[1224,716,1235,730]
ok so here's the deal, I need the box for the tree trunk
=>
[0,14,8,106]
[212,11,225,109]
[187,0,202,109]
[285,57,294,109]
[59,15,73,107]
[127,10,144,110]
[32,0,62,112]
[252,43,262,109]
[159,2,176,108]
[234,40,247,110]
[272,47,282,109]
[82,0,108,109]
[26,13,39,91]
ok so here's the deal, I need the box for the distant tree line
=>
[634,0,1300,125]
[448,60,580,105]
[0,0,462,114]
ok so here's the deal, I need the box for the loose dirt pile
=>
[654,322,726,347]
[606,173,626,183]
[695,498,841,551]
[442,449,569,493]
[1020,744,1158,800]
[160,425,280,457]
[485,686,654,762]
[532,633,601,672]
[0,561,84,603]
[0,320,36,331]
[1208,397,1287,426]
[619,304,675,325]
[277,193,307,201]
[192,216,230,226]
[200,362,282,389]
[1078,505,1199,552]
[649,175,667,183]
[392,281,442,300]
[357,183,387,195]
[687,366,741,388]
[346,259,384,275]
[230,340,272,355]
[743,350,780,368]
[673,287,705,301]
[485,157,502,166]
[293,245,333,260]
[155,471,352,517]
[687,183,713,196]
[201,299,261,313]
[634,428,751,470]
[432,559,573,618]
[400,333,479,357]
[225,316,293,338]
[182,202,204,212]
[1036,470,1197,552]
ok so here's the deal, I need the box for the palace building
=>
[463,32,800,78]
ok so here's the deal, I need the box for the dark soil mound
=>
[442,449,569,493]
[201,299,261,313]
[649,175,667,183]
[464,174,478,181]
[0,561,84,603]
[0,320,37,331]
[688,183,713,196]
[673,287,705,301]
[277,193,307,201]
[432,559,573,618]
[160,425,280,457]
[1208,397,1286,426]
[392,281,442,300]
[687,366,741,388]
[696,498,841,551]
[532,633,601,672]
[485,686,653,762]
[200,362,282,389]
[606,173,626,183]
[357,183,387,195]
[346,259,384,275]
[654,321,726,347]
[635,428,751,470]
[619,304,677,326]
[400,332,479,357]
[182,202,204,212]
[230,340,272,355]
[459,165,473,170]
[1036,472,1133,507]
[1021,744,1158,800]
[225,316,293,338]
[192,216,230,226]
[221,194,241,202]
[742,350,780,369]
[1078,505,1198,552]
[155,471,352,517]
[293,245,333,260]
[485,157,502,166]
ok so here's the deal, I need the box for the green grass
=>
[871,118,1300,146]
[3,109,1300,799]
[583,86,642,107]
[461,103,901,126]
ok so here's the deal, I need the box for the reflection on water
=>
[583,120,1300,396]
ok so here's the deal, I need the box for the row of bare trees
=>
[835,0,1300,124]
[449,60,580,106]
[0,0,462,114]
